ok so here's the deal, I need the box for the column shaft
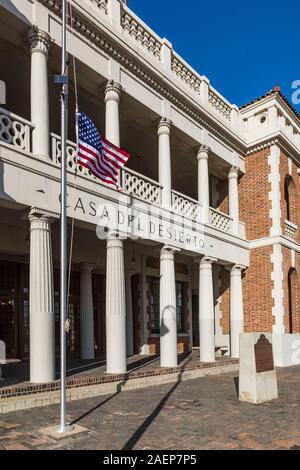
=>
[158,118,172,207]
[160,247,177,367]
[106,236,127,373]
[29,211,55,383]
[105,80,121,147]
[230,265,244,358]
[80,264,95,360]
[197,146,210,224]
[27,27,51,159]
[199,257,216,362]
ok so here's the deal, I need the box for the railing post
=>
[161,38,172,71]
[108,0,122,29]
[24,124,30,153]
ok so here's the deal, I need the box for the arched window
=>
[284,176,297,224]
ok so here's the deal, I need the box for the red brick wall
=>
[239,149,272,240]
[243,246,274,332]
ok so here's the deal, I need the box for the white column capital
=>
[157,117,172,136]
[228,166,240,180]
[161,244,180,258]
[195,256,217,266]
[230,263,247,274]
[28,207,59,226]
[197,145,210,161]
[26,26,52,57]
[105,79,122,103]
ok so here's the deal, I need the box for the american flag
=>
[76,111,130,187]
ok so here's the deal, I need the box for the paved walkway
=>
[0,366,300,450]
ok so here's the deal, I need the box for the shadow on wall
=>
[0,0,32,24]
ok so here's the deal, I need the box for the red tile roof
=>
[240,86,300,121]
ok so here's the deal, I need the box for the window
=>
[176,281,186,334]
[148,277,186,334]
[149,277,160,334]
[284,175,297,224]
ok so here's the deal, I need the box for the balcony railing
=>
[121,167,162,205]
[285,220,297,241]
[0,107,34,153]
[1,123,238,237]
[210,208,233,233]
[51,133,163,205]
[172,190,202,221]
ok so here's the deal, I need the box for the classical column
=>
[199,257,216,362]
[106,234,127,373]
[160,245,178,367]
[197,145,210,224]
[29,208,57,383]
[230,264,245,358]
[105,80,122,147]
[125,271,135,357]
[228,166,240,235]
[158,118,172,208]
[80,264,95,360]
[26,27,51,159]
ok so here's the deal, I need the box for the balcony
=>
[0,108,240,238]
[285,220,297,241]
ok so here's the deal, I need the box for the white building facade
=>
[0,0,298,384]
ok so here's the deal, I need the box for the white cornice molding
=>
[249,235,300,252]
[246,135,300,166]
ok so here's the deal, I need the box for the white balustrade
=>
[171,54,202,93]
[210,207,233,233]
[0,107,34,152]
[172,190,202,221]
[51,133,163,205]
[285,220,297,241]
[121,168,162,205]
[51,133,95,179]
[121,9,162,59]
[208,88,232,120]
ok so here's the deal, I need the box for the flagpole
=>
[59,0,70,434]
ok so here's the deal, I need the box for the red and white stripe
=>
[77,134,130,187]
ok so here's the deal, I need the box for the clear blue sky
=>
[129,0,300,111]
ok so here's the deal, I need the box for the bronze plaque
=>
[254,334,274,373]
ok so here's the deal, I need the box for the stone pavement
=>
[0,365,299,450]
